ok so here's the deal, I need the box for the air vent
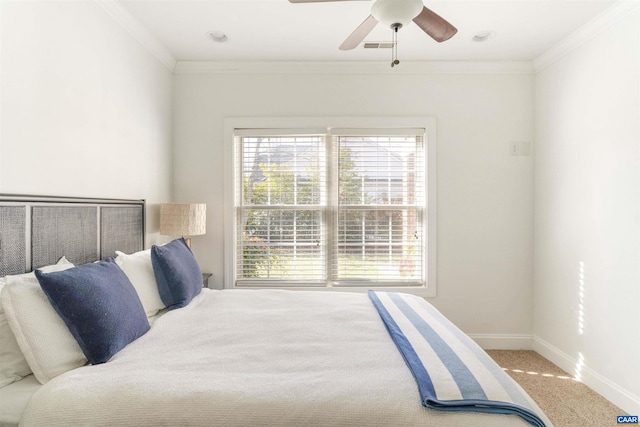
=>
[363,42,395,49]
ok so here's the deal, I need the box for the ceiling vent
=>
[363,42,395,49]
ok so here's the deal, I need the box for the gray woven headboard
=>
[0,195,145,276]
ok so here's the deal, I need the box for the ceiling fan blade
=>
[339,15,378,50]
[412,6,457,43]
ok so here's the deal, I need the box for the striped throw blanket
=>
[368,291,547,427]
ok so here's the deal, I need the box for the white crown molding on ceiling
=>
[173,60,535,75]
[94,0,177,72]
[533,0,639,72]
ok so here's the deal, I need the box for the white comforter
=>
[21,289,542,427]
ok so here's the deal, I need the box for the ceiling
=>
[119,0,616,63]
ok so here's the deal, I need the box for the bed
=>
[0,195,552,427]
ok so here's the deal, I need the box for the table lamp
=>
[159,203,206,248]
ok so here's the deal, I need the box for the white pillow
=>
[0,258,75,388]
[2,259,87,384]
[0,277,31,388]
[115,249,166,318]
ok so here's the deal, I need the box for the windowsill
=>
[230,284,436,298]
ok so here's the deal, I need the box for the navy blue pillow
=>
[35,258,150,365]
[151,238,202,309]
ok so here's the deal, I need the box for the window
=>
[224,118,436,296]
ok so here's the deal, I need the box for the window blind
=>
[331,133,425,284]
[234,129,426,287]
[236,133,327,284]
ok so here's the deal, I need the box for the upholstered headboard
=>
[0,195,145,276]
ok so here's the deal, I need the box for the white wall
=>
[0,0,174,245]
[534,6,640,413]
[173,65,536,338]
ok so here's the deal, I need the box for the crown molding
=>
[174,60,534,75]
[94,0,176,72]
[534,0,640,72]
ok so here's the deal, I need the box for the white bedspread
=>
[0,375,40,427]
[21,289,545,427]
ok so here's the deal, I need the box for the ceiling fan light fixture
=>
[371,0,423,27]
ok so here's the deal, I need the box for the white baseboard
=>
[533,336,640,414]
[469,334,534,350]
[470,334,640,413]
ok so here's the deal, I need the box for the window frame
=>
[224,117,437,297]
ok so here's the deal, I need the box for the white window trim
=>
[224,117,437,297]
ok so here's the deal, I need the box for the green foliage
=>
[241,234,283,278]
[338,145,364,205]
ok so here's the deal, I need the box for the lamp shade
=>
[160,203,206,237]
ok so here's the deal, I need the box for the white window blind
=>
[234,128,426,288]
[332,133,424,284]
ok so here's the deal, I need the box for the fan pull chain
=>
[391,23,401,67]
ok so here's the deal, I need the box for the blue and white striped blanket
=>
[369,291,548,427]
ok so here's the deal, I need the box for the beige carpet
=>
[487,350,625,427]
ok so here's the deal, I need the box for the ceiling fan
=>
[289,0,458,66]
